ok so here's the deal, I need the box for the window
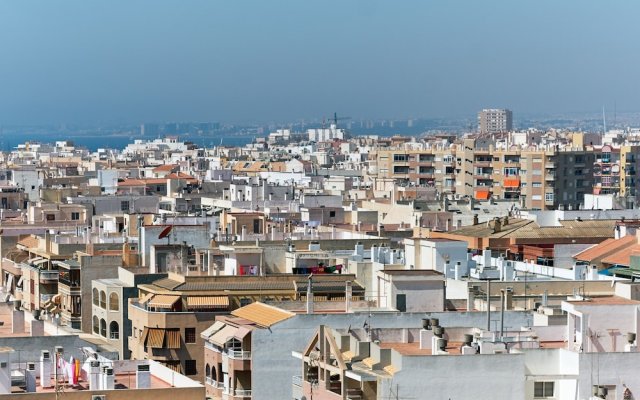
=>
[532,182,542,188]
[109,321,119,340]
[109,292,119,311]
[545,193,554,202]
[100,319,107,337]
[100,291,106,308]
[393,154,408,162]
[93,316,99,334]
[120,201,130,211]
[93,288,99,306]
[503,167,519,176]
[185,328,196,343]
[534,381,554,398]
[71,212,80,221]
[329,211,336,218]
[240,298,252,307]
[185,360,197,376]
[46,214,55,221]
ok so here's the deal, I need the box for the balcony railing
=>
[234,389,252,397]
[40,271,59,281]
[227,350,251,360]
[205,377,222,388]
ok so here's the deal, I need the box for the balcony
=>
[205,377,222,388]
[545,174,555,181]
[227,350,251,360]
[233,389,252,398]
[39,270,59,283]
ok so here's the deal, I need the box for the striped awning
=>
[166,329,181,349]
[201,321,225,339]
[148,295,180,308]
[186,296,229,309]
[141,327,149,345]
[147,328,165,348]
[234,326,251,341]
[138,292,154,304]
[210,325,238,347]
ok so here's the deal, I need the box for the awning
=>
[475,190,491,200]
[147,328,165,348]
[140,327,149,346]
[186,296,229,309]
[138,292,154,304]
[33,258,49,266]
[210,325,238,347]
[503,178,520,188]
[27,257,44,264]
[166,329,181,349]
[148,295,180,309]
[201,321,225,339]
[234,326,252,341]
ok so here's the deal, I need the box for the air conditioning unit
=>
[92,396,106,400]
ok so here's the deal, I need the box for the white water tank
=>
[25,362,36,392]
[136,364,150,389]
[89,361,101,390]
[40,351,52,388]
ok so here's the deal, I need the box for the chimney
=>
[25,362,36,393]
[136,364,151,389]
[493,217,502,233]
[40,351,52,388]
[473,214,479,225]
[503,216,509,226]
[89,361,101,390]
[306,275,314,314]
[345,281,352,312]
[241,225,247,241]
[457,219,462,229]
[103,366,115,390]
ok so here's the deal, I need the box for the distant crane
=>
[331,112,350,127]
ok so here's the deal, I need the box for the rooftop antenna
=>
[602,106,607,136]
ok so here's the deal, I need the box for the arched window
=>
[211,366,217,381]
[92,316,99,334]
[109,321,119,340]
[100,318,106,337]
[109,292,119,311]
[100,291,106,308]
[205,364,210,378]
[92,288,99,306]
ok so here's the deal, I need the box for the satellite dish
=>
[158,225,173,239]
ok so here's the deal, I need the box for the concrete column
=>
[12,310,25,334]
[345,281,352,312]
[30,319,44,336]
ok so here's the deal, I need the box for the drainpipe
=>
[500,288,505,340]
[486,279,491,332]
[306,275,314,314]
[345,281,352,313]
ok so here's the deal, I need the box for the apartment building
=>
[375,147,457,194]
[202,302,295,399]
[128,273,362,382]
[478,108,513,134]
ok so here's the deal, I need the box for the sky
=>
[1,1,639,125]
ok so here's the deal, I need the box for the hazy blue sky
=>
[1,1,639,124]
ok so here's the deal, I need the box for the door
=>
[396,294,407,312]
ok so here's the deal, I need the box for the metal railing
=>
[40,270,59,281]
[234,389,252,397]
[227,350,251,360]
